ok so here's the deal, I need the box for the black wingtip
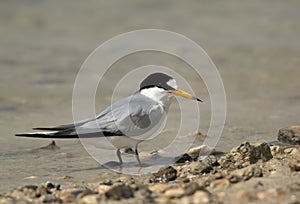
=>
[196,98,203,102]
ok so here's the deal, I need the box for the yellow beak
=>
[171,89,202,102]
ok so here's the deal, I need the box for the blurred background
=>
[0,0,299,192]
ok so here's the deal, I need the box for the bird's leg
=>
[134,144,142,167]
[116,149,123,165]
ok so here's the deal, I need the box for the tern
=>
[16,72,202,166]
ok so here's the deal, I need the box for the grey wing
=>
[108,93,165,137]
[79,93,165,137]
[16,93,165,139]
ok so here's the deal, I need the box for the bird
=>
[15,72,202,167]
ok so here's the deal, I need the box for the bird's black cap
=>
[140,73,175,91]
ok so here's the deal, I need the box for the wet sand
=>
[1,0,300,194]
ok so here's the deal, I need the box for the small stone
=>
[175,153,193,163]
[114,176,135,185]
[176,177,190,183]
[200,155,218,173]
[164,188,185,198]
[45,181,55,190]
[100,179,113,186]
[36,186,49,196]
[59,188,92,202]
[219,142,273,170]
[148,183,169,193]
[21,185,38,191]
[235,190,253,200]
[284,148,294,154]
[209,179,230,189]
[278,126,300,145]
[79,194,100,204]
[149,166,177,183]
[97,185,111,196]
[184,182,200,196]
[289,149,300,172]
[105,185,134,200]
[43,196,63,203]
[256,188,285,200]
[187,145,213,159]
[288,182,300,192]
[0,196,16,204]
[192,190,211,204]
[228,164,262,183]
[138,185,152,198]
[181,156,217,176]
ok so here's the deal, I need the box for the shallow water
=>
[1,0,300,193]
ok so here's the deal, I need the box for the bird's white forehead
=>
[166,79,178,90]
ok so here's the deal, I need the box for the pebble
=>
[148,183,169,193]
[175,153,193,163]
[256,188,285,200]
[227,164,262,183]
[209,179,230,189]
[235,190,254,200]
[219,142,273,170]
[79,194,100,204]
[278,126,300,145]
[180,156,217,176]
[164,188,185,198]
[184,182,201,196]
[149,166,177,183]
[105,185,134,200]
[42,196,63,203]
[137,185,152,198]
[97,185,111,196]
[187,145,213,159]
[288,149,300,172]
[192,190,211,204]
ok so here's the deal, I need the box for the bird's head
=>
[139,72,202,105]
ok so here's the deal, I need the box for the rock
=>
[100,179,113,186]
[288,182,300,192]
[289,149,300,172]
[227,164,263,183]
[256,188,286,200]
[235,190,254,200]
[278,126,300,145]
[200,155,218,172]
[43,196,63,203]
[181,155,218,176]
[192,190,212,204]
[97,185,111,196]
[79,194,100,204]
[137,185,152,198]
[105,185,134,200]
[44,181,56,191]
[175,153,193,163]
[149,166,177,183]
[0,196,17,204]
[219,142,273,170]
[148,183,169,193]
[184,182,201,196]
[187,145,213,159]
[164,188,185,198]
[21,185,38,191]
[209,179,230,189]
[58,188,93,202]
[114,176,135,186]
